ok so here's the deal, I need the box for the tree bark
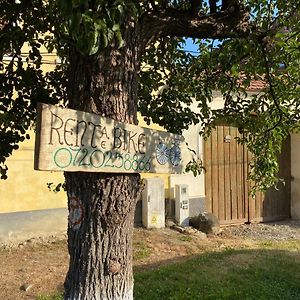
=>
[140,4,250,45]
[64,173,141,300]
[64,21,142,300]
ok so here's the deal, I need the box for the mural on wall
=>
[156,141,181,166]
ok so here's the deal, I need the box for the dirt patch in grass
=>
[0,239,68,300]
[0,222,300,299]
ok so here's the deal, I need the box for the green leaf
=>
[89,30,100,55]
[115,30,124,48]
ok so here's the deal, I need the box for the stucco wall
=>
[0,208,67,246]
[1,46,66,213]
[0,115,171,214]
[138,115,171,197]
[0,134,67,213]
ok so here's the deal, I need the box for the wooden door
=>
[249,136,291,222]
[204,125,248,225]
[204,125,290,225]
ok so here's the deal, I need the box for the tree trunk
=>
[64,173,141,300]
[63,23,142,300]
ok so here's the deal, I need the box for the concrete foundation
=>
[0,196,206,245]
[0,208,68,246]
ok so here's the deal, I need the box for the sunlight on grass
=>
[133,241,151,260]
[38,240,300,300]
[259,239,300,251]
[134,247,300,300]
[37,294,63,300]
[178,235,193,242]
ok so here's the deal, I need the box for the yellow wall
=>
[0,114,171,213]
[138,115,170,198]
[0,45,173,214]
[0,132,66,213]
[1,46,66,213]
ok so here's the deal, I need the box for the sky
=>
[182,38,199,55]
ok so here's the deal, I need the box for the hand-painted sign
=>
[34,103,190,174]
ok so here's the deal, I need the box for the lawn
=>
[134,247,300,300]
[38,241,300,300]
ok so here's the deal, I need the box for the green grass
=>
[134,248,300,300]
[178,235,193,242]
[38,244,300,300]
[258,239,300,251]
[37,294,63,300]
[133,241,151,260]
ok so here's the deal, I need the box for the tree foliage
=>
[1,0,299,192]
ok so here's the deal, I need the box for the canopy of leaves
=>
[139,1,300,191]
[0,0,299,193]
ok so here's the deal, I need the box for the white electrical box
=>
[142,178,165,229]
[175,184,189,227]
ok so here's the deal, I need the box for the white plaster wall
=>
[291,133,300,219]
[208,91,225,110]
[169,174,205,199]
[169,122,204,199]
[180,123,205,198]
[170,91,225,199]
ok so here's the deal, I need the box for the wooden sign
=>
[34,103,190,174]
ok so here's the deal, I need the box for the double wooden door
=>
[204,125,290,225]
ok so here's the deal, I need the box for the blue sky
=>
[182,38,199,54]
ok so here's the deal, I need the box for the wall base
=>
[0,208,68,246]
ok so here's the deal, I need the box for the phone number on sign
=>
[53,147,151,171]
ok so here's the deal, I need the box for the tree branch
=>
[209,0,217,14]
[189,0,202,16]
[140,5,250,48]
[266,2,300,36]
[260,41,285,136]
